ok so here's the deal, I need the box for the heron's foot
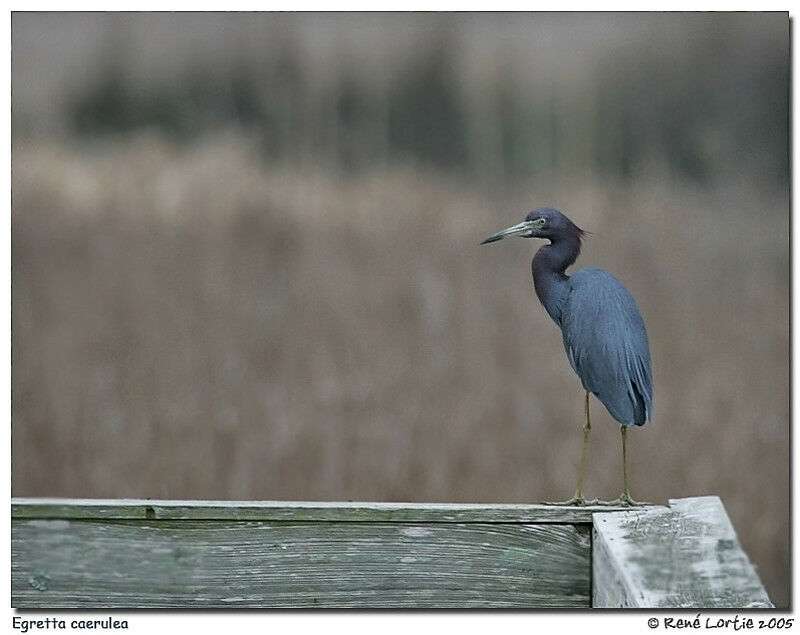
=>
[597,493,652,507]
[543,493,587,506]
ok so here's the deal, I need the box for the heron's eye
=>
[534,218,546,227]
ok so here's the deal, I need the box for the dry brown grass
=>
[11,135,789,606]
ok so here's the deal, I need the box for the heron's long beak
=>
[480,221,536,245]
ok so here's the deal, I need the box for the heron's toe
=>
[602,493,653,507]
[542,494,587,506]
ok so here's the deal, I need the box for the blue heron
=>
[481,208,652,505]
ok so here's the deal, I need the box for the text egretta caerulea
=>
[481,208,653,505]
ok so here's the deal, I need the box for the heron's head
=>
[480,208,585,245]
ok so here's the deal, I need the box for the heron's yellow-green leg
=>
[605,425,649,506]
[593,426,645,506]
[546,391,591,506]
[573,390,592,500]
[621,425,631,500]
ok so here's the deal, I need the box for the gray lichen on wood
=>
[592,496,773,608]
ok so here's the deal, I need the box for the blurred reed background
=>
[11,12,789,606]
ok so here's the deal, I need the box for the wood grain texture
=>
[12,518,590,608]
[592,496,773,609]
[11,497,630,523]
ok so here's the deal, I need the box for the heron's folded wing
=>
[562,268,653,425]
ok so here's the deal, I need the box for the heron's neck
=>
[531,234,582,324]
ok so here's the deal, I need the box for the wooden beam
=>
[592,496,773,608]
[11,497,629,523]
[13,497,772,609]
[12,499,601,608]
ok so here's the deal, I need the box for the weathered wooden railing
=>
[11,495,772,609]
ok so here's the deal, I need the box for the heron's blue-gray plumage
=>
[518,207,653,428]
[560,268,653,426]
